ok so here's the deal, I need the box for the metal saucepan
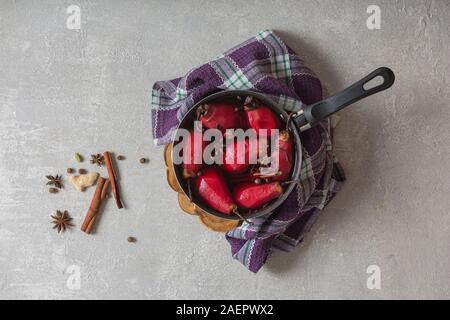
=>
[172,67,395,220]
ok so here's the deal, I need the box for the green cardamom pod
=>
[75,153,83,162]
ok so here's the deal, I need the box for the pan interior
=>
[172,90,302,221]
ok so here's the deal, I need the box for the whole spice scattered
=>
[81,177,110,234]
[117,155,125,160]
[69,172,99,192]
[127,236,137,243]
[51,210,74,233]
[139,158,147,164]
[104,151,124,209]
[78,168,87,174]
[46,174,63,189]
[90,154,104,167]
[67,168,75,174]
[49,187,58,194]
[75,153,83,162]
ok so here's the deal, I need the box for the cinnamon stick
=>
[81,177,110,234]
[103,151,124,209]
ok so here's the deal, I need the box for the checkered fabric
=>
[151,30,345,273]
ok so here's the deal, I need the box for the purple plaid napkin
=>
[151,30,345,273]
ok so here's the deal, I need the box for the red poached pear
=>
[197,103,242,133]
[277,130,294,156]
[194,167,237,214]
[222,137,258,174]
[253,130,294,182]
[182,129,206,178]
[244,104,280,136]
[233,182,283,210]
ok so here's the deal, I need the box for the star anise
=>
[51,210,74,233]
[46,174,63,189]
[90,154,104,166]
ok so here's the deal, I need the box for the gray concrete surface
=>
[1,0,450,299]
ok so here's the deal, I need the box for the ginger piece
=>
[69,172,99,192]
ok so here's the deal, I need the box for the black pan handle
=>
[294,67,395,131]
